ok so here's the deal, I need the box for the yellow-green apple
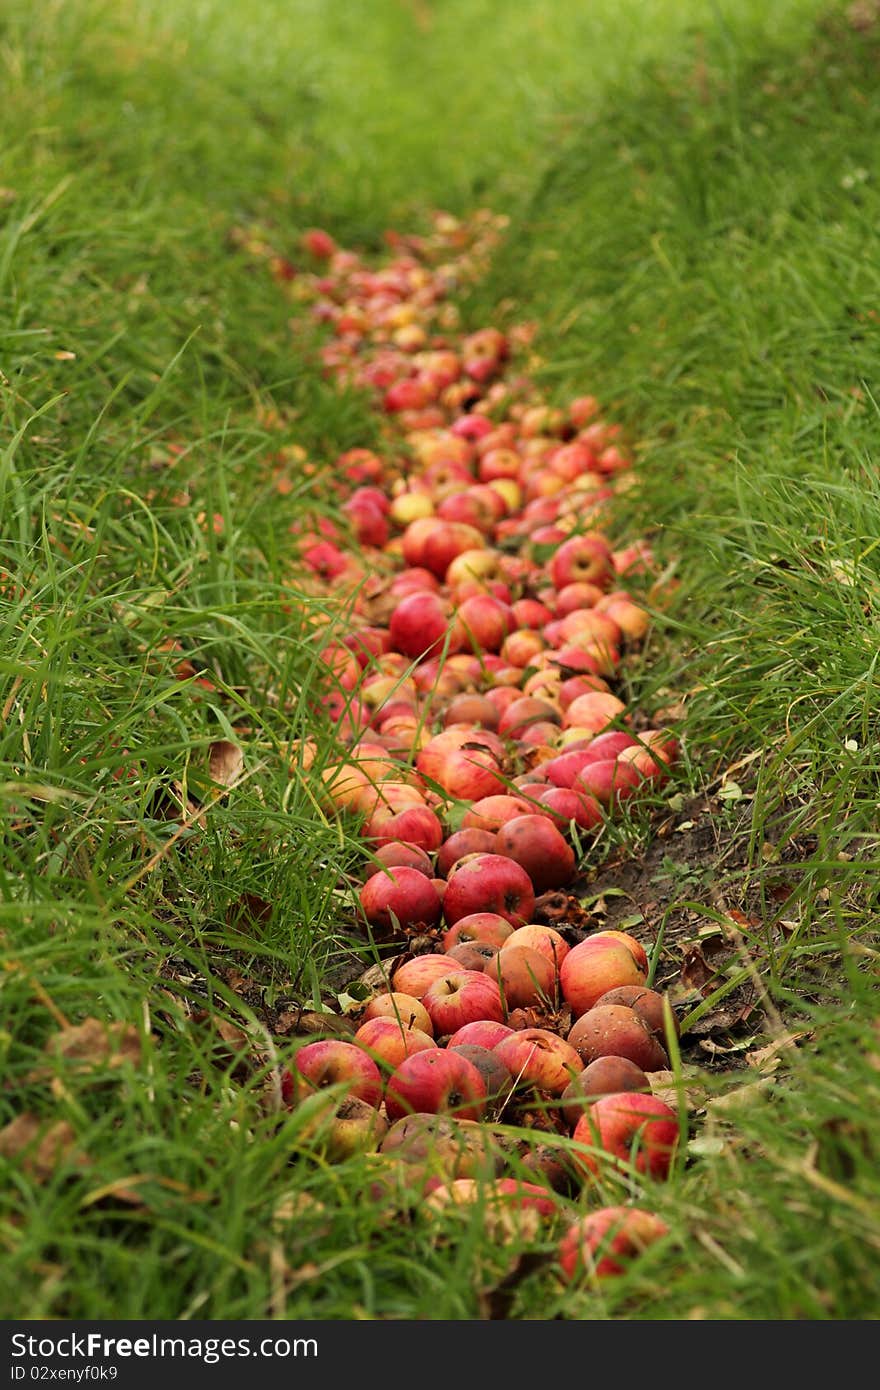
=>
[292,1091,388,1162]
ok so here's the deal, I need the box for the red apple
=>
[442,912,514,951]
[285,1040,383,1108]
[391,953,463,999]
[353,1017,437,1072]
[558,1206,670,1281]
[385,1048,488,1122]
[436,829,498,878]
[493,1028,582,1097]
[359,867,443,938]
[443,853,535,928]
[422,969,505,1034]
[494,814,576,892]
[560,937,647,1017]
[572,1092,680,1179]
[447,1019,515,1050]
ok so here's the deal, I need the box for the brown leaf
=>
[680,942,719,995]
[0,1114,87,1181]
[39,1018,141,1076]
[209,740,244,788]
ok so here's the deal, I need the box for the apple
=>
[491,943,557,1012]
[291,1091,388,1162]
[534,785,605,832]
[494,814,576,892]
[572,1092,680,1179]
[560,937,647,1017]
[284,1040,383,1109]
[359,866,443,938]
[558,1206,670,1281]
[447,1019,515,1050]
[461,795,537,832]
[436,828,498,877]
[560,1057,651,1123]
[493,1028,582,1096]
[441,693,500,729]
[588,930,650,974]
[446,940,499,972]
[380,1113,501,1180]
[574,758,643,806]
[353,1017,437,1072]
[385,1048,488,1122]
[502,923,570,969]
[593,985,679,1040]
[362,991,434,1036]
[567,1005,669,1071]
[441,912,514,951]
[550,534,614,590]
[391,953,463,999]
[422,969,505,1034]
[442,853,535,928]
[448,1044,512,1103]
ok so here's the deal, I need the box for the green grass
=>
[1,0,879,1320]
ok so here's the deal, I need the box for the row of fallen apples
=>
[245,210,690,1282]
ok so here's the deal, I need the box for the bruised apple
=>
[567,1005,669,1072]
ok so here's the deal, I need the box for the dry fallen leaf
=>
[34,1018,142,1084]
[209,740,244,788]
[746,1030,811,1072]
[0,1113,87,1181]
